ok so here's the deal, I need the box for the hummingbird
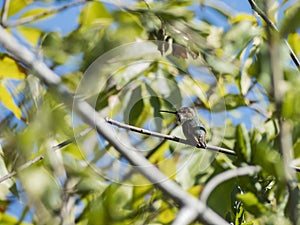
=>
[160,107,207,148]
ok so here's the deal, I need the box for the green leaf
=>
[224,94,246,110]
[123,85,144,125]
[279,2,300,37]
[41,32,68,65]
[0,56,26,79]
[287,32,300,56]
[0,213,32,225]
[145,83,162,131]
[0,82,22,120]
[79,1,112,28]
[236,192,267,216]
[229,14,257,24]
[282,87,300,120]
[234,124,251,163]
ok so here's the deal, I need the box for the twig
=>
[200,166,261,203]
[4,0,86,27]
[105,117,237,156]
[0,25,230,225]
[0,127,92,184]
[247,0,300,70]
[0,0,10,26]
[0,155,43,184]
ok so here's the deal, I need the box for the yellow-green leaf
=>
[18,27,42,46]
[20,8,51,20]
[236,192,267,216]
[0,82,22,120]
[230,13,257,24]
[287,32,300,56]
[79,1,112,28]
[0,56,26,80]
[158,207,175,223]
[7,0,33,17]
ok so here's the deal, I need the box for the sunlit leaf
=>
[287,32,300,56]
[0,56,26,80]
[0,212,32,225]
[79,1,112,28]
[236,192,267,216]
[230,14,257,24]
[158,207,176,224]
[20,8,51,20]
[0,82,22,120]
[7,0,34,17]
[18,27,42,46]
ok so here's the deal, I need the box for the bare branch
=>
[105,117,237,156]
[4,0,86,27]
[0,25,230,225]
[172,206,198,225]
[0,0,10,26]
[247,0,300,70]
[0,155,43,184]
[0,127,92,184]
[200,166,261,203]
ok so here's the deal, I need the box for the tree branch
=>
[199,165,261,203]
[247,0,300,70]
[0,127,92,184]
[3,0,86,27]
[0,25,230,225]
[0,0,10,26]
[172,206,199,225]
[105,117,237,156]
[263,1,299,223]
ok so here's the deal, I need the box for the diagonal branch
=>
[247,0,300,70]
[0,127,92,184]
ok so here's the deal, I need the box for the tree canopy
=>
[0,0,299,224]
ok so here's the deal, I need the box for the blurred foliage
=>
[0,0,299,224]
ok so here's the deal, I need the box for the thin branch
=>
[0,127,92,184]
[0,155,43,183]
[105,117,300,172]
[0,0,10,26]
[4,0,86,27]
[247,0,300,70]
[0,25,230,225]
[200,166,261,203]
[105,117,237,156]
